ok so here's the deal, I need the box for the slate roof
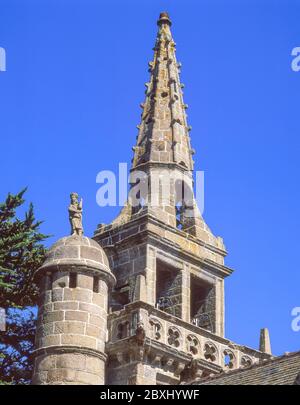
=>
[192,351,300,385]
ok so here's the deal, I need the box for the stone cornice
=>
[35,262,116,287]
[94,213,233,279]
[129,161,193,175]
[33,345,107,362]
[96,212,227,258]
[145,233,233,279]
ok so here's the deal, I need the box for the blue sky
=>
[1,0,300,356]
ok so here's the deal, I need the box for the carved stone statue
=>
[68,192,83,236]
[135,322,146,346]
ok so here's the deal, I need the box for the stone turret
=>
[32,235,115,385]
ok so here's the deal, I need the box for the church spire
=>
[96,12,224,249]
[132,12,194,171]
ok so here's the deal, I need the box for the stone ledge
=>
[33,345,107,362]
[35,262,116,287]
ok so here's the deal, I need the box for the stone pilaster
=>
[181,264,190,323]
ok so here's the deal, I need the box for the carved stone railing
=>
[107,301,271,372]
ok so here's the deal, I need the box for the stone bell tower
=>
[32,194,115,385]
[32,12,272,386]
[94,12,271,385]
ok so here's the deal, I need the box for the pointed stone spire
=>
[259,328,272,354]
[96,12,225,251]
[132,12,194,171]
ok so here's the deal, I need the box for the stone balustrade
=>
[108,301,270,373]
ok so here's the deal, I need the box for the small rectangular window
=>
[93,276,99,293]
[69,273,77,288]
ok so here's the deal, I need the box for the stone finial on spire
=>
[68,192,83,236]
[259,328,272,354]
[157,11,172,26]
